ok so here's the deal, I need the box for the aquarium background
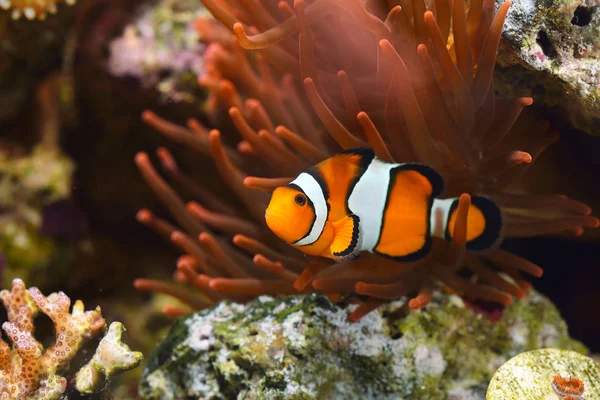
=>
[0,0,599,398]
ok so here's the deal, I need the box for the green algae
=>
[139,290,585,400]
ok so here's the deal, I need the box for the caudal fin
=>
[430,196,502,251]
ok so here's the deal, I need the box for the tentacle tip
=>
[356,111,368,120]
[209,129,221,140]
[514,289,526,300]
[176,259,187,270]
[242,177,253,187]
[408,299,424,310]
[198,232,212,243]
[141,110,155,121]
[132,279,145,289]
[232,22,244,32]
[423,10,435,20]
[534,268,544,278]
[136,209,152,223]
[500,295,513,306]
[208,279,221,290]
[337,70,347,78]
[232,234,244,244]
[519,282,533,292]
[228,106,241,117]
[134,152,149,165]
[156,147,175,166]
[292,280,307,292]
[347,313,361,323]
[303,77,314,85]
[354,282,367,295]
[170,231,184,242]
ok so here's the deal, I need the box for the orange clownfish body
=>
[265,148,502,262]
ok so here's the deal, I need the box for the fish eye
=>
[294,194,307,207]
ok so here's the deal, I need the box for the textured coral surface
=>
[0,279,105,399]
[139,290,585,400]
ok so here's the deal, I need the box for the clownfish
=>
[265,148,502,262]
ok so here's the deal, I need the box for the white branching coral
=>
[0,279,140,400]
[0,0,76,20]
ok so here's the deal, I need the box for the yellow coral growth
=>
[0,279,105,400]
[0,0,76,20]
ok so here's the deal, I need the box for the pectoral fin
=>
[330,215,362,262]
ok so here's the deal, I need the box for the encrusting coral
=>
[0,0,76,20]
[134,0,599,321]
[0,278,142,399]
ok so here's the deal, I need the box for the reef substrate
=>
[139,290,585,400]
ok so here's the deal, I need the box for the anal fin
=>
[330,215,362,262]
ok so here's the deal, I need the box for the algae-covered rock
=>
[496,0,600,135]
[487,348,600,399]
[139,290,586,400]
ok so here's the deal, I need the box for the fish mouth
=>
[264,210,284,219]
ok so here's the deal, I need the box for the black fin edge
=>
[395,163,444,197]
[332,215,361,258]
[466,196,502,251]
[373,237,432,262]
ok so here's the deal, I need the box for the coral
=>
[0,0,75,20]
[487,348,600,399]
[134,0,599,320]
[107,0,212,104]
[75,322,144,394]
[0,278,104,399]
[0,279,142,399]
[495,0,600,135]
[138,289,585,399]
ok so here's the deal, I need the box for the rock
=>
[139,290,586,400]
[495,0,600,135]
[487,348,600,399]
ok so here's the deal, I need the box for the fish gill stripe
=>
[347,157,394,251]
[286,183,316,242]
[291,172,329,246]
[343,148,376,216]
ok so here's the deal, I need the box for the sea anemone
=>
[134,0,598,321]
